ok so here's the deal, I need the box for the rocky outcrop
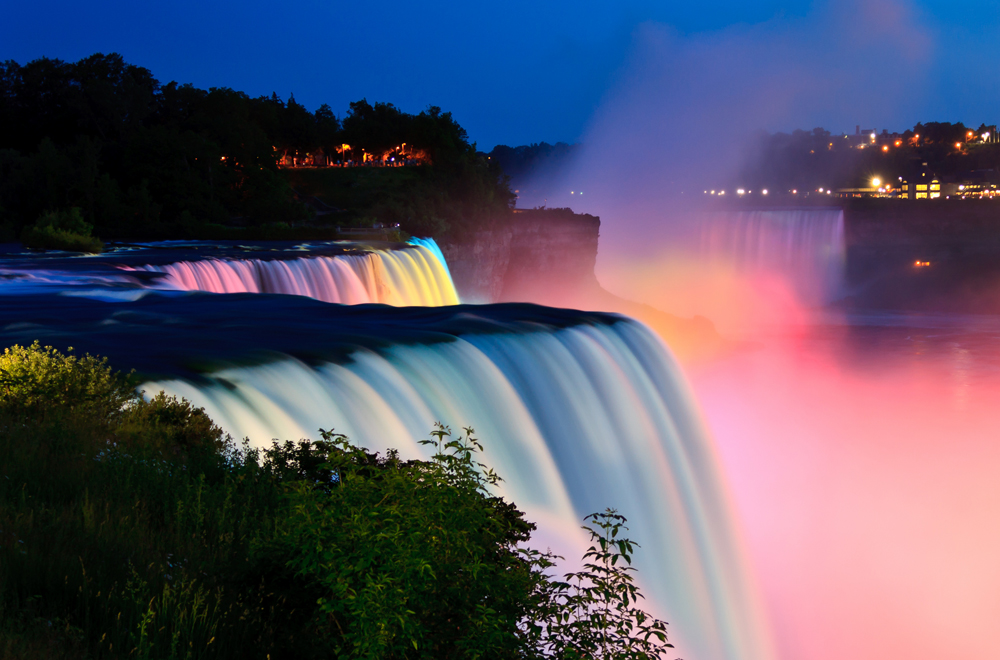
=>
[438,229,513,303]
[439,208,599,303]
[441,208,722,358]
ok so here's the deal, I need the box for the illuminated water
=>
[125,243,457,306]
[0,239,457,306]
[0,290,771,660]
[7,219,995,660]
[687,312,1000,660]
[699,208,845,302]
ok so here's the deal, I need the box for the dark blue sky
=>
[3,0,998,149]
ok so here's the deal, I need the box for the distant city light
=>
[762,189,768,195]
[719,190,725,195]
[872,178,881,187]
[882,145,889,152]
[711,190,716,195]
[827,190,832,195]
[871,132,876,141]
[819,187,824,192]
[984,133,991,141]
[792,189,797,194]
[955,142,963,149]
[737,188,746,195]
[959,185,965,190]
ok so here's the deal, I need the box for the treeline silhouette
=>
[0,53,512,241]
[488,142,579,184]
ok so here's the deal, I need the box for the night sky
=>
[2,0,998,149]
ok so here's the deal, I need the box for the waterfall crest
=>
[143,317,773,660]
[126,243,459,306]
[701,208,845,301]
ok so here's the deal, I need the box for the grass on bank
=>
[20,209,103,254]
[0,342,674,659]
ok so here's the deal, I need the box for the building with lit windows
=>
[899,162,941,199]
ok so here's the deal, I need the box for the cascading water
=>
[136,311,773,660]
[0,236,773,660]
[124,243,459,306]
[700,208,845,302]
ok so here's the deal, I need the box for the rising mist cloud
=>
[529,0,932,255]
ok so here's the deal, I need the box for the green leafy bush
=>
[0,341,134,424]
[269,426,543,659]
[0,343,676,659]
[20,208,104,253]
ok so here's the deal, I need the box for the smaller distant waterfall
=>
[126,243,459,306]
[700,209,845,301]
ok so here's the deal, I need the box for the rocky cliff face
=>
[440,208,599,303]
[438,229,513,303]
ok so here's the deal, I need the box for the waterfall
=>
[700,208,845,301]
[124,243,459,306]
[141,316,773,660]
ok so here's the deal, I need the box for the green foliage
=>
[0,341,132,423]
[532,511,673,660]
[0,343,676,660]
[269,426,541,659]
[20,207,104,252]
[118,391,226,460]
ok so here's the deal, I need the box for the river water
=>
[686,311,1000,660]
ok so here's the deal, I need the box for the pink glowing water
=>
[685,315,1000,660]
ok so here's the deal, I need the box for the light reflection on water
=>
[686,311,1000,660]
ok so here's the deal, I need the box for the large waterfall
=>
[0,239,772,660]
[123,243,459,306]
[129,307,771,660]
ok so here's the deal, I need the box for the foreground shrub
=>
[0,341,134,424]
[20,207,103,253]
[0,342,676,659]
[268,426,542,659]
